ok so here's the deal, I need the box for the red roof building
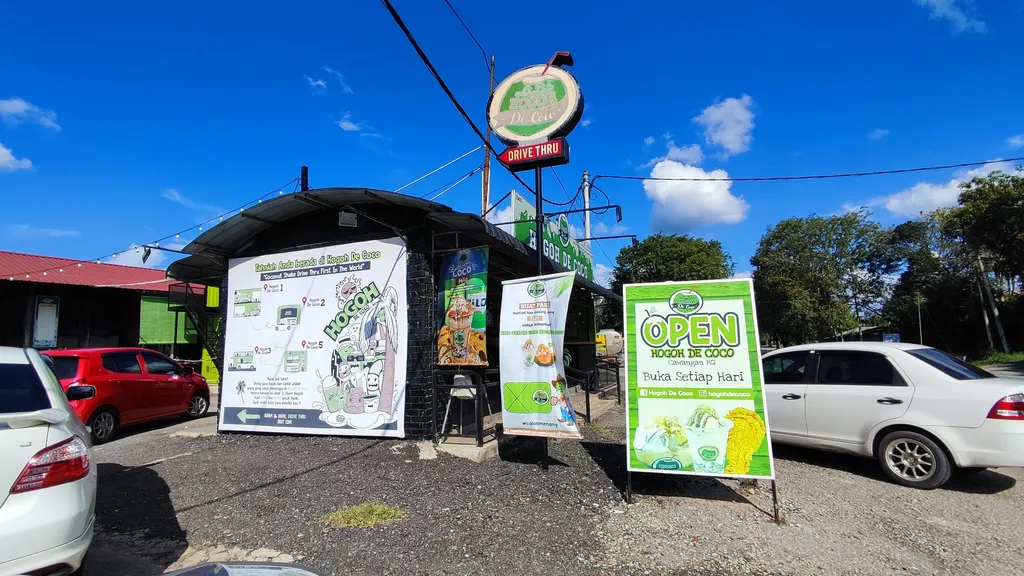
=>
[0,250,197,292]
[0,250,212,353]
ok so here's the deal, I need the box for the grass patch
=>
[320,502,407,529]
[975,350,1024,366]
[587,422,617,439]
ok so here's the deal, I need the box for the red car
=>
[41,347,211,444]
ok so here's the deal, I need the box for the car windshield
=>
[49,356,82,380]
[0,363,52,413]
[907,348,995,380]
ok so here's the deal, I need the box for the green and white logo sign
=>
[624,279,776,480]
[487,64,584,146]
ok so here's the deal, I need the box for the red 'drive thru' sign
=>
[498,138,569,171]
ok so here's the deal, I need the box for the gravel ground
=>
[86,406,1022,576]
[593,406,1024,576]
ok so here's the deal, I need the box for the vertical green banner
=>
[624,279,775,479]
[437,247,489,366]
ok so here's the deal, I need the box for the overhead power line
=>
[4,177,301,280]
[395,146,481,193]
[427,164,484,202]
[594,156,1024,184]
[441,0,490,73]
[420,163,484,200]
[378,0,538,198]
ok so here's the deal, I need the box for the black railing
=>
[168,282,222,371]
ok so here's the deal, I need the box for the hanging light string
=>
[5,177,300,280]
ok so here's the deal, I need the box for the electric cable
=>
[593,156,1024,184]
[441,0,490,73]
[378,0,538,197]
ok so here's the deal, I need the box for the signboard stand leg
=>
[771,479,781,523]
[626,470,632,504]
[534,166,550,471]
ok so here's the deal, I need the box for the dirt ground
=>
[84,400,1022,576]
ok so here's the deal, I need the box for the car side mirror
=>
[179,365,195,376]
[67,386,96,401]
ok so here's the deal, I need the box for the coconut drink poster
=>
[499,272,582,439]
[437,247,489,366]
[624,279,775,478]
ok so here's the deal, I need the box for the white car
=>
[0,347,97,575]
[762,342,1024,489]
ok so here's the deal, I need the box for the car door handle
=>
[877,397,904,405]
[781,394,802,400]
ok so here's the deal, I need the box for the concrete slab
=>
[436,436,500,463]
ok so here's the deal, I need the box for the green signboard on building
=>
[509,191,593,281]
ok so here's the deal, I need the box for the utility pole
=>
[977,256,1010,353]
[300,165,309,191]
[481,54,496,216]
[582,170,591,251]
[916,293,923,345]
[976,279,995,350]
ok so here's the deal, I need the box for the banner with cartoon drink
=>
[624,279,774,478]
[437,247,488,366]
[499,272,582,439]
[219,237,408,438]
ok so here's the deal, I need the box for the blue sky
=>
[2,0,1023,283]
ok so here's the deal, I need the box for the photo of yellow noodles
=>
[436,324,487,366]
[724,407,766,475]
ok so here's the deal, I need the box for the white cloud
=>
[6,224,78,238]
[594,263,613,288]
[593,221,627,235]
[643,136,655,146]
[486,203,517,235]
[109,242,187,269]
[338,111,361,131]
[863,160,1015,217]
[693,94,755,158]
[580,119,592,128]
[1007,134,1024,148]
[639,140,703,169]
[323,66,354,94]
[0,97,60,131]
[110,244,165,268]
[0,142,32,172]
[306,76,327,90]
[643,160,749,231]
[868,128,890,140]
[913,0,986,33]
[162,188,224,218]
[731,270,752,279]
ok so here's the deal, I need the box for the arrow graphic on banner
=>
[237,409,260,423]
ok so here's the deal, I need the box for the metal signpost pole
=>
[771,480,781,523]
[534,166,549,470]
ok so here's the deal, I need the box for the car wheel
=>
[877,431,951,489]
[184,393,209,419]
[87,409,118,445]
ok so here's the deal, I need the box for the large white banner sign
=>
[499,272,582,439]
[219,238,408,437]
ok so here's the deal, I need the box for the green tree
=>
[596,234,734,331]
[881,216,988,354]
[943,168,1024,278]
[750,211,893,346]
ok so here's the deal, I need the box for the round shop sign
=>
[487,64,584,146]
